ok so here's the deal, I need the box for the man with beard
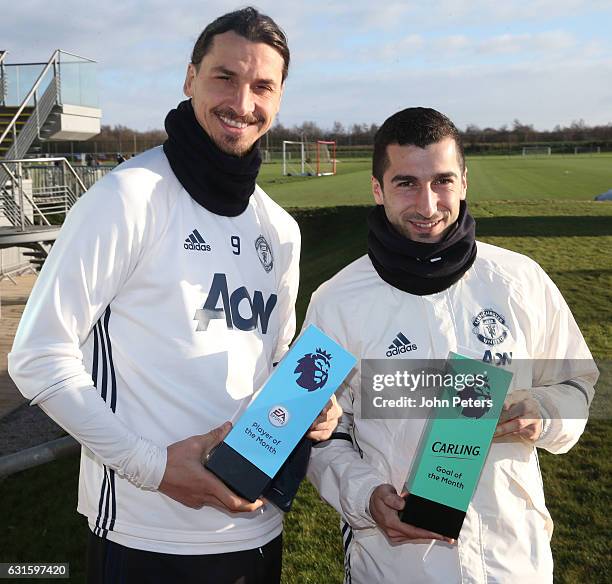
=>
[9,8,338,584]
[304,107,597,583]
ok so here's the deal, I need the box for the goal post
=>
[282,139,337,176]
[521,146,551,156]
[574,145,601,155]
[316,140,336,176]
[282,141,307,176]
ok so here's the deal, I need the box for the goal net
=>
[574,146,601,155]
[282,141,313,176]
[315,141,336,176]
[282,140,337,176]
[522,146,551,156]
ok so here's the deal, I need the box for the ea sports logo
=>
[294,348,332,392]
[268,405,290,427]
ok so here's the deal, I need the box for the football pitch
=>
[1,154,611,583]
[283,155,611,583]
[257,153,612,207]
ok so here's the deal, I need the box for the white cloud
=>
[477,31,576,55]
[372,30,579,63]
[378,35,425,61]
[283,56,612,130]
[2,1,611,130]
[295,0,612,32]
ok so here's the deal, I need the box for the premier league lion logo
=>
[459,379,492,419]
[294,348,332,391]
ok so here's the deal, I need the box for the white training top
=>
[9,147,301,554]
[304,248,597,583]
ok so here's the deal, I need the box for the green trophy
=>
[400,352,513,539]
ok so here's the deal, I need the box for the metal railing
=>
[1,76,57,163]
[0,50,60,150]
[0,163,35,229]
[0,50,7,106]
[1,157,91,229]
[0,436,79,478]
[0,50,97,115]
[28,164,111,191]
[1,50,99,197]
[0,52,60,191]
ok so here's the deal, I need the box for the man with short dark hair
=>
[9,7,338,583]
[304,107,597,583]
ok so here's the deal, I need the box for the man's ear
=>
[183,63,196,97]
[461,166,468,201]
[372,176,384,205]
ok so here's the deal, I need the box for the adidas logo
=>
[386,332,418,357]
[184,229,211,252]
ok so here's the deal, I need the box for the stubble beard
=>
[216,135,253,157]
[394,210,452,243]
[212,107,264,157]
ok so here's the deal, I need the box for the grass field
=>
[257,154,612,207]
[1,155,611,583]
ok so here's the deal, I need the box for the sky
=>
[3,0,612,132]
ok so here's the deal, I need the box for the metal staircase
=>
[0,107,34,158]
[1,50,62,190]
[1,77,58,164]
[0,50,101,275]
[0,156,101,269]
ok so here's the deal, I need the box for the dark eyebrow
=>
[255,78,277,87]
[391,174,418,184]
[435,171,459,179]
[391,171,459,184]
[210,66,277,87]
[211,66,236,76]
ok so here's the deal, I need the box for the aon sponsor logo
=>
[194,273,277,333]
[482,350,513,365]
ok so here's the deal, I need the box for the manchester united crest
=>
[255,235,273,273]
[472,309,509,346]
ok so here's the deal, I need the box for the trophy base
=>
[400,493,465,540]
[205,441,272,503]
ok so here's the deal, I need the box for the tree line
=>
[42,118,612,158]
